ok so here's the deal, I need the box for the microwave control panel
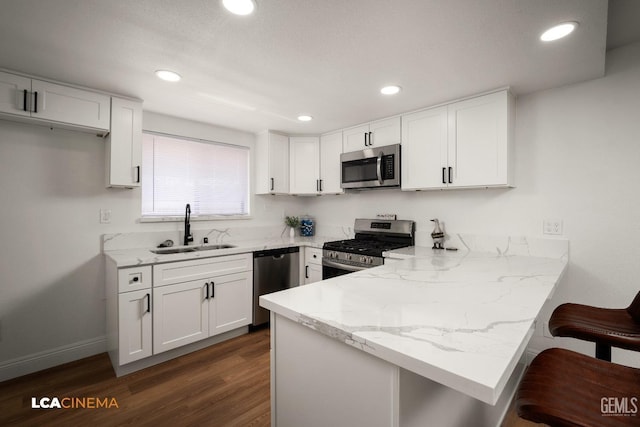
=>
[383,154,395,179]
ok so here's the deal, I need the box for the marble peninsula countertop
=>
[104,235,334,268]
[260,244,568,405]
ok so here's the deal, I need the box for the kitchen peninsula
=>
[260,238,568,427]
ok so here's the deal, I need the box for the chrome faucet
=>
[184,203,193,246]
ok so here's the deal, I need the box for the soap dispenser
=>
[431,219,445,250]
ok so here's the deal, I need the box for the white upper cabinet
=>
[401,106,448,190]
[0,71,110,133]
[343,116,401,152]
[0,71,31,117]
[447,90,513,188]
[256,131,290,194]
[319,131,343,194]
[30,79,110,131]
[289,136,320,195]
[401,90,514,190]
[106,97,143,188]
[289,133,344,195]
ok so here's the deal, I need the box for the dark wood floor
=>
[0,328,271,427]
[0,327,541,427]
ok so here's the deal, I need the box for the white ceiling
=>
[0,0,634,136]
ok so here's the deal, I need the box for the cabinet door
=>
[118,289,152,364]
[369,117,401,147]
[153,280,209,354]
[305,263,323,285]
[269,132,290,194]
[30,79,110,131]
[319,131,343,194]
[447,91,509,188]
[209,271,252,336]
[401,106,448,190]
[107,98,142,188]
[0,71,31,117]
[342,124,370,153]
[289,136,320,195]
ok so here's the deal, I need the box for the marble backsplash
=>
[103,223,355,251]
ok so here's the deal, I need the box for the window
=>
[141,133,250,218]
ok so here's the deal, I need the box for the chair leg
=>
[596,342,611,361]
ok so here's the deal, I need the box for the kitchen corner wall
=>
[306,41,640,367]
[0,111,306,380]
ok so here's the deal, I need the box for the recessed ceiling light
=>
[380,85,401,95]
[297,115,313,122]
[222,0,256,16]
[540,22,578,42]
[155,70,181,82]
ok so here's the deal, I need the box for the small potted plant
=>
[285,216,300,238]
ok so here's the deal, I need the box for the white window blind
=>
[141,133,250,217]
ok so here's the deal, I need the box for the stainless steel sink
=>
[150,244,235,254]
[150,247,197,254]
[194,244,236,251]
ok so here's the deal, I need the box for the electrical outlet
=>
[100,209,112,224]
[543,218,563,235]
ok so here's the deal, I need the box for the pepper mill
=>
[431,219,445,250]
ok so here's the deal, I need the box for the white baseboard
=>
[0,336,107,382]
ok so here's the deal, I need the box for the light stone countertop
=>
[260,247,568,405]
[104,235,334,268]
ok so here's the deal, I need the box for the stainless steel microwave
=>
[340,144,401,189]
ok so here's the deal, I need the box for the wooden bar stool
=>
[549,291,640,361]
[516,348,640,426]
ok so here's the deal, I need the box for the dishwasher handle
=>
[253,246,300,258]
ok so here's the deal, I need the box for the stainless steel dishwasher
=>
[253,247,300,326]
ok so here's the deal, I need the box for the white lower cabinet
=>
[106,253,253,374]
[152,254,253,355]
[303,247,323,284]
[118,289,153,365]
[209,272,253,335]
[153,279,209,354]
[106,263,153,367]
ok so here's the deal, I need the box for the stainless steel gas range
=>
[322,218,415,279]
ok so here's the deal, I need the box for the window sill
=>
[139,215,252,223]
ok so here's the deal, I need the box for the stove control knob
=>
[346,254,352,261]
[360,256,366,263]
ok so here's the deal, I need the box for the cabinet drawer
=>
[305,247,323,265]
[153,253,252,287]
[118,266,152,293]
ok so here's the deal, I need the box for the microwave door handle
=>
[376,152,384,184]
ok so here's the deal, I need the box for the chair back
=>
[626,291,640,323]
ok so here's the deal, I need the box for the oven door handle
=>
[376,151,384,184]
[322,258,369,272]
